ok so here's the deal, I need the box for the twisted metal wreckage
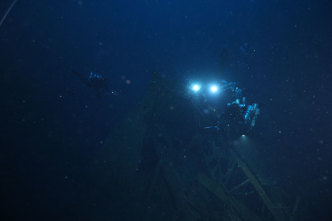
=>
[92,72,300,221]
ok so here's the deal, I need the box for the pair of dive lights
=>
[190,83,220,94]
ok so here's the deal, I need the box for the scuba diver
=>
[200,80,260,139]
[72,70,114,97]
[204,100,259,139]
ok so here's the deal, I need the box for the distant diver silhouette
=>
[72,70,113,97]
[0,0,18,28]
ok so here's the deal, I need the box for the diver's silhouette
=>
[72,70,111,97]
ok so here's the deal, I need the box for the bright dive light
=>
[209,85,219,94]
[191,84,201,92]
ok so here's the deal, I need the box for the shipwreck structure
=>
[90,72,299,221]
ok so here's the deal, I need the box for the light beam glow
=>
[191,83,201,92]
[209,85,219,94]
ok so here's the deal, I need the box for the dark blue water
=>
[1,0,331,220]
